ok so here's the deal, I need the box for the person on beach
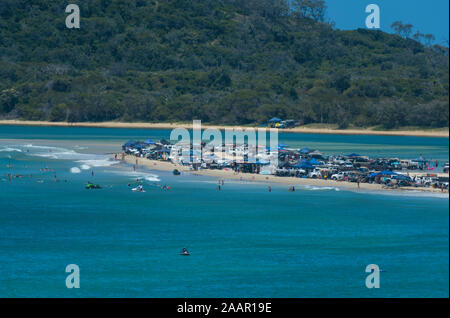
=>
[357,179,360,189]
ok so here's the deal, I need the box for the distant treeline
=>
[0,0,448,128]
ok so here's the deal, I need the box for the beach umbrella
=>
[346,153,361,157]
[278,143,289,148]
[268,117,282,123]
[369,172,380,178]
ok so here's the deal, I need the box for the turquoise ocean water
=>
[0,125,448,297]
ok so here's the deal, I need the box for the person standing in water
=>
[268,186,272,192]
[91,170,94,177]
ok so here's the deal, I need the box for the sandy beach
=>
[120,154,448,194]
[1,120,448,138]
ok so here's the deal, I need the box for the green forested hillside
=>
[0,0,448,128]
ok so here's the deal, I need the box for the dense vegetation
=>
[0,0,448,129]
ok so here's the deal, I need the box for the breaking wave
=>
[302,185,340,191]
[107,170,161,182]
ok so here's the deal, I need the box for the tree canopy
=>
[0,0,448,128]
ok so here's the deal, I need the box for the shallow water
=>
[0,125,448,297]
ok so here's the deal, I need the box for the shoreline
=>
[1,120,448,138]
[121,155,449,195]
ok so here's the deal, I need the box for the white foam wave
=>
[302,185,340,191]
[70,167,81,173]
[76,159,117,168]
[0,147,23,153]
[108,170,161,182]
[18,144,117,168]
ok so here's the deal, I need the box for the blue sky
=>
[326,0,449,45]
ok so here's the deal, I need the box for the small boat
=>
[173,169,181,176]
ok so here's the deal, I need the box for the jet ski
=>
[85,183,101,189]
[180,248,190,256]
[132,185,145,192]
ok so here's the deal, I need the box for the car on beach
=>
[331,172,348,181]
[308,169,322,179]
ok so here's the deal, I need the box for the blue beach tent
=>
[299,147,311,154]
[269,117,282,123]
[306,158,321,165]
[294,162,314,170]
[380,170,398,175]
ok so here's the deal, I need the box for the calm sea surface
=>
[0,125,448,297]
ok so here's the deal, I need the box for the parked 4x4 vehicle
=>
[331,172,348,181]
[308,169,322,179]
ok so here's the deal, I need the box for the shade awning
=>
[299,147,311,154]
[380,170,398,175]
